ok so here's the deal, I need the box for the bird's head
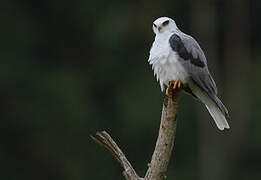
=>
[152,17,178,34]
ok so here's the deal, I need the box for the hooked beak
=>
[153,23,161,32]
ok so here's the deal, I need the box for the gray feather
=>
[169,32,229,120]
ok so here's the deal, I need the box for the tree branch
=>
[145,90,179,180]
[91,131,141,180]
[91,87,180,180]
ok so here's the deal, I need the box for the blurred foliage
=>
[1,0,261,180]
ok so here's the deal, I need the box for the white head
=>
[152,17,178,34]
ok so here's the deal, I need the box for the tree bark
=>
[145,92,179,180]
[91,87,180,180]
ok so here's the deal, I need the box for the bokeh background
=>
[1,0,261,179]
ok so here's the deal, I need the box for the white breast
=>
[148,33,189,91]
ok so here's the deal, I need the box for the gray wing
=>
[169,33,228,117]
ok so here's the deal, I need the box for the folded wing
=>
[169,33,229,130]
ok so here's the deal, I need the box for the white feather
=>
[190,85,230,130]
[149,32,189,91]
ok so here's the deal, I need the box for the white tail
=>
[190,85,230,130]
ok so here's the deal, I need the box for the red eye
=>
[153,23,157,28]
[162,20,169,26]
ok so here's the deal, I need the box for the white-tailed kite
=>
[148,17,229,130]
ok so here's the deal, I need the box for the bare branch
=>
[145,89,180,180]
[91,131,141,180]
[91,86,180,180]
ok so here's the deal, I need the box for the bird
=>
[148,17,229,130]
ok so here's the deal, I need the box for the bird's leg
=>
[166,80,175,97]
[174,80,181,89]
[165,80,182,97]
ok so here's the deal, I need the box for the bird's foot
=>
[166,80,182,97]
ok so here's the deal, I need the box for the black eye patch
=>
[162,20,169,26]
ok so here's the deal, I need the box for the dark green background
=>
[1,0,261,179]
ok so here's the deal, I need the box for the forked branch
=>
[91,86,180,180]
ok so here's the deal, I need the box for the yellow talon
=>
[166,87,172,97]
[168,80,182,90]
[173,81,178,89]
[169,80,175,88]
[177,80,181,88]
[166,80,182,98]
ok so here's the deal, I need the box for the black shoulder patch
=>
[191,57,205,68]
[169,34,205,68]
